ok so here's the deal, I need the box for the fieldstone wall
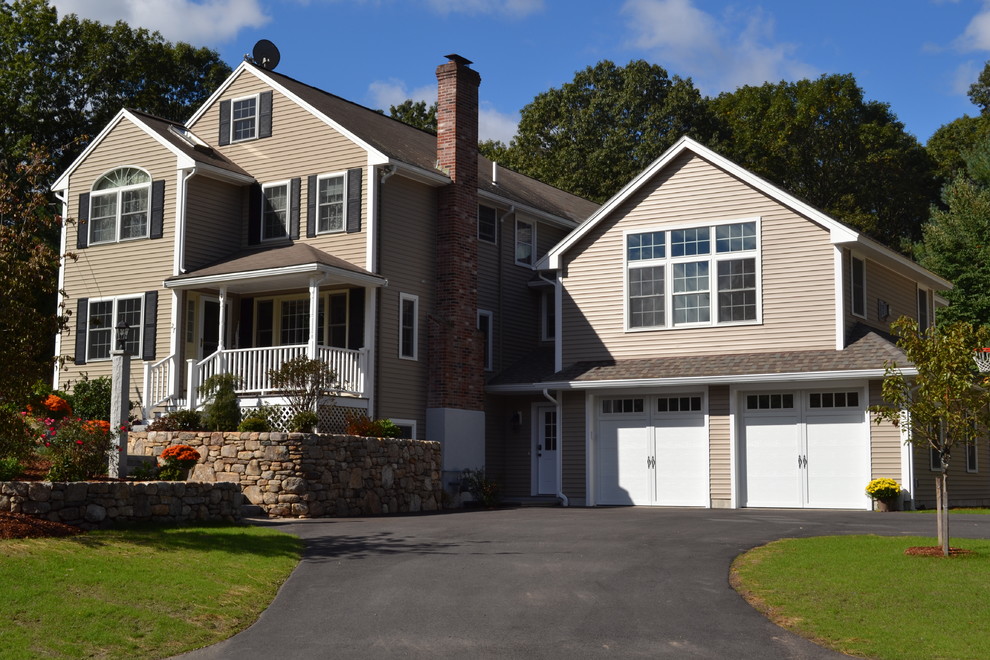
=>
[129,431,442,517]
[0,481,242,530]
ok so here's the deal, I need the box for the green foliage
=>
[501,59,724,203]
[147,409,203,432]
[267,357,337,418]
[0,405,38,461]
[713,73,937,248]
[386,99,437,133]
[0,0,231,180]
[373,418,402,439]
[343,412,401,438]
[238,415,271,433]
[0,145,71,406]
[66,374,111,421]
[199,374,241,431]
[0,456,22,480]
[129,459,159,480]
[43,417,114,481]
[460,468,500,508]
[288,410,319,433]
[925,115,990,182]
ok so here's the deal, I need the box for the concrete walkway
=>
[178,507,990,659]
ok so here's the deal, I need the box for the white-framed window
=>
[262,182,289,241]
[231,94,259,142]
[478,310,493,371]
[967,442,979,473]
[280,299,309,344]
[254,291,350,348]
[478,204,498,244]
[89,167,151,244]
[541,290,555,342]
[601,398,644,414]
[86,295,143,361]
[515,218,535,266]
[809,391,861,408]
[399,293,418,360]
[657,396,702,412]
[851,256,866,318]
[391,419,417,439]
[626,219,760,330]
[317,172,346,234]
[918,288,931,331]
[185,298,195,343]
[746,393,794,410]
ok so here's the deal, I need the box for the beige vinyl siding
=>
[561,153,836,363]
[869,379,902,480]
[184,177,244,270]
[60,119,177,389]
[376,174,435,433]
[708,385,731,503]
[561,391,586,502]
[844,250,920,339]
[911,442,990,507]
[190,72,369,267]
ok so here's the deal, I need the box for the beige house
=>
[489,137,972,510]
[51,55,596,487]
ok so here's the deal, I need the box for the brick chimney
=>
[429,54,484,413]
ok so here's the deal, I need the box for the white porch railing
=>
[186,344,368,409]
[142,354,175,418]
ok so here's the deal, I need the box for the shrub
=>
[288,410,319,433]
[460,468,500,508]
[0,405,37,461]
[28,393,72,419]
[67,375,112,421]
[129,459,159,480]
[147,409,203,432]
[0,456,22,480]
[238,405,275,432]
[344,412,401,438]
[44,417,116,481]
[158,444,200,480]
[267,357,337,418]
[199,374,241,431]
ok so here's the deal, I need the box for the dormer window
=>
[231,95,258,142]
[89,167,151,245]
[218,90,273,146]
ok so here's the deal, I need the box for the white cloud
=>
[479,102,518,143]
[955,1,990,51]
[423,0,544,18]
[49,0,270,45]
[367,78,437,110]
[952,60,981,96]
[620,0,816,94]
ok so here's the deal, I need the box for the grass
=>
[731,535,990,660]
[910,507,990,514]
[0,523,303,659]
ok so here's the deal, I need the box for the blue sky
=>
[48,0,990,144]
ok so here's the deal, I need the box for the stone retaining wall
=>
[0,481,242,529]
[130,431,442,517]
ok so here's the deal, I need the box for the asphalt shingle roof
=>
[128,109,251,178]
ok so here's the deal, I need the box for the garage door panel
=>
[743,415,802,508]
[655,416,708,506]
[805,413,870,509]
[597,420,652,505]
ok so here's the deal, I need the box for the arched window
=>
[90,167,151,244]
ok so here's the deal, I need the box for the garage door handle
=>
[797,455,807,468]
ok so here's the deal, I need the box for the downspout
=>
[174,167,197,276]
[497,206,515,372]
[52,189,69,390]
[369,165,396,419]
[173,167,196,404]
[542,387,568,507]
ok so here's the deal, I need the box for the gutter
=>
[542,388,568,507]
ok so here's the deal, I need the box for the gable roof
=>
[539,136,949,290]
[188,62,597,226]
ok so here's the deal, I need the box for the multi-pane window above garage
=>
[626,219,760,331]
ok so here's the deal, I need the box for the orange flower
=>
[82,420,111,434]
[42,394,72,417]
[160,444,200,463]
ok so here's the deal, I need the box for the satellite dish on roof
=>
[252,40,280,70]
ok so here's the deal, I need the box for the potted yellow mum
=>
[866,477,901,511]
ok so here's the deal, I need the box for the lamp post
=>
[109,321,130,478]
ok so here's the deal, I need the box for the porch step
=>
[240,503,266,518]
[501,496,562,507]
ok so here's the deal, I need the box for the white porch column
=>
[308,275,321,360]
[364,286,377,412]
[217,287,228,351]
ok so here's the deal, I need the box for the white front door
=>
[534,405,559,495]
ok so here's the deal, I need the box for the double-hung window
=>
[317,173,345,233]
[918,288,931,331]
[399,293,418,360]
[478,310,493,371]
[89,168,151,244]
[87,296,143,360]
[515,219,535,266]
[231,95,259,142]
[478,205,498,243]
[262,182,288,241]
[851,256,866,318]
[627,220,759,330]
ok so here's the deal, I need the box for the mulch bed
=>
[904,546,974,557]
[0,511,84,540]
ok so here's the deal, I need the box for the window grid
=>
[629,266,665,328]
[627,231,665,261]
[543,410,558,451]
[657,396,702,412]
[399,294,418,360]
[232,96,258,142]
[672,261,710,325]
[809,391,861,409]
[601,398,644,414]
[478,205,497,243]
[318,175,345,233]
[89,168,151,244]
[671,227,710,257]
[262,184,288,240]
[87,297,142,361]
[515,219,534,266]
[746,393,794,410]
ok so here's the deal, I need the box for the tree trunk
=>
[941,473,950,557]
[935,473,944,549]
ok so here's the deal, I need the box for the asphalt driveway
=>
[177,507,990,659]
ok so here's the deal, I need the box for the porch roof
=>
[164,243,387,294]
[487,325,911,392]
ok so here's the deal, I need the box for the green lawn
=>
[0,523,302,659]
[732,535,990,660]
[910,507,990,514]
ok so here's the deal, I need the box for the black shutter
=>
[142,291,158,361]
[218,99,231,145]
[74,298,89,365]
[149,180,165,239]
[306,174,317,238]
[248,183,262,245]
[259,91,273,138]
[239,297,254,349]
[346,167,362,233]
[289,177,301,240]
[348,288,365,350]
[77,193,89,249]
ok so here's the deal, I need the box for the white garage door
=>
[596,394,709,506]
[741,390,870,509]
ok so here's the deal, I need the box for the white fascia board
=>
[194,162,255,184]
[164,263,388,290]
[486,367,911,393]
[388,159,450,186]
[185,61,252,127]
[839,233,952,291]
[478,190,580,230]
